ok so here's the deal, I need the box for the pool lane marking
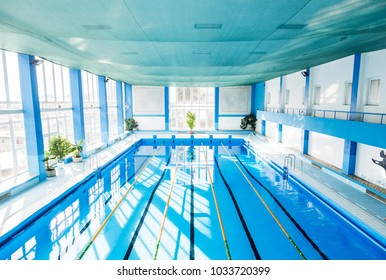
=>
[213,157,262,260]
[77,143,164,260]
[221,143,307,260]
[123,155,172,259]
[233,154,329,260]
[153,146,184,260]
[201,144,232,260]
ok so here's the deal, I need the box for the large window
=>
[81,71,101,149]
[0,50,27,183]
[36,58,73,149]
[106,79,118,140]
[169,87,214,130]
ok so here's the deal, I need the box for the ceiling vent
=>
[249,51,267,55]
[192,51,211,55]
[82,24,112,30]
[277,24,306,30]
[194,23,222,29]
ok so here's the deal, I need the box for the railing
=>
[264,107,386,125]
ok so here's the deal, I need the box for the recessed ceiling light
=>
[192,51,211,55]
[249,51,267,55]
[121,52,138,55]
[194,23,222,29]
[82,24,112,30]
[277,24,306,30]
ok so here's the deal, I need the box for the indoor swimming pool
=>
[0,136,385,260]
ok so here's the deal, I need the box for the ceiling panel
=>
[1,0,386,86]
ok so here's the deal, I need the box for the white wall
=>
[282,125,301,151]
[265,121,278,141]
[359,49,386,118]
[265,77,281,109]
[132,86,165,130]
[218,85,251,130]
[310,55,354,112]
[356,143,386,189]
[308,132,344,169]
[284,71,306,111]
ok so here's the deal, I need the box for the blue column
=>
[279,76,284,113]
[164,86,169,130]
[124,83,133,119]
[98,76,109,145]
[251,82,265,113]
[349,54,361,120]
[304,68,311,115]
[278,123,283,143]
[70,69,85,156]
[343,54,361,175]
[261,120,266,136]
[18,54,46,181]
[302,68,310,154]
[301,130,309,154]
[214,87,219,130]
[116,81,124,135]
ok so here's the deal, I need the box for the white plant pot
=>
[72,156,83,163]
[46,169,56,177]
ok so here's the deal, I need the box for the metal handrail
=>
[263,107,386,124]
[220,143,307,260]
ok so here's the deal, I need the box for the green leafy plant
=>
[71,139,84,158]
[240,113,257,130]
[43,151,54,170]
[186,111,196,133]
[124,117,139,131]
[48,135,73,162]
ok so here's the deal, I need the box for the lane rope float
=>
[221,142,306,260]
[78,143,164,260]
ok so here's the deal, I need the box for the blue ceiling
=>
[1,0,386,86]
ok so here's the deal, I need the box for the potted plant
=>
[240,113,257,131]
[48,135,73,168]
[71,139,84,163]
[124,117,139,131]
[186,111,196,134]
[43,151,56,177]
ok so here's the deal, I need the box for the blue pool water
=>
[0,137,385,260]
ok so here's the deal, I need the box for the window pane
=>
[368,79,380,105]
[345,82,352,105]
[6,52,22,103]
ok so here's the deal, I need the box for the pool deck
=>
[0,131,385,246]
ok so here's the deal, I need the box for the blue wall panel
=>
[256,111,386,149]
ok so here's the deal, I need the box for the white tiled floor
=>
[0,131,385,244]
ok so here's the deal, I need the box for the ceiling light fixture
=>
[277,24,306,30]
[31,59,43,66]
[194,23,222,29]
[301,70,309,77]
[82,24,112,30]
[192,51,211,55]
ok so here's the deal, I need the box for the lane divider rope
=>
[78,143,164,260]
[153,145,184,260]
[201,143,232,260]
[220,142,306,260]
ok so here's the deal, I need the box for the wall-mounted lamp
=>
[301,70,309,77]
[31,59,44,66]
[105,78,109,83]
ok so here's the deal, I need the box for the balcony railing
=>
[264,107,386,125]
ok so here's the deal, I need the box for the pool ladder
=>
[283,154,296,182]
